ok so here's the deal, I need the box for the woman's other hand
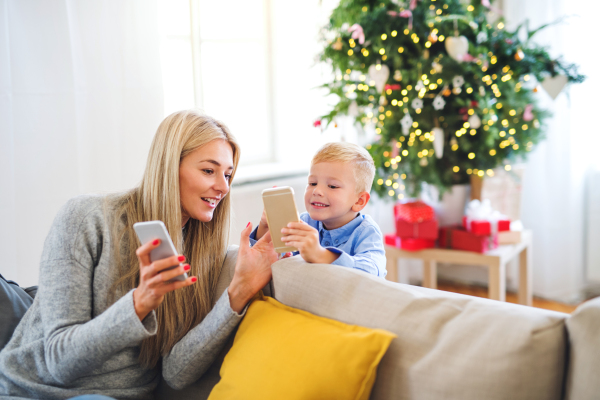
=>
[228,222,278,313]
[133,239,197,321]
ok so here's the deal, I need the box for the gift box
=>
[439,226,498,253]
[463,199,511,236]
[498,230,522,245]
[394,201,435,223]
[396,218,439,240]
[384,233,436,251]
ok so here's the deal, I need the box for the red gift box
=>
[396,218,439,240]
[384,233,435,251]
[462,216,511,236]
[439,226,498,253]
[394,201,435,223]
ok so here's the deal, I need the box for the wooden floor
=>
[437,281,580,314]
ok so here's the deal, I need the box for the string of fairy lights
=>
[319,0,581,198]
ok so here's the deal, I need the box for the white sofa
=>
[156,246,600,400]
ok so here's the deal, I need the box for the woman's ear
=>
[352,191,371,212]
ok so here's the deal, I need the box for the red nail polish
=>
[152,239,159,245]
[178,255,185,262]
[184,264,191,271]
[191,276,197,283]
[246,222,251,228]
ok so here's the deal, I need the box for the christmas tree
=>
[319,0,584,198]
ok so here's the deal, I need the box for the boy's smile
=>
[305,162,362,230]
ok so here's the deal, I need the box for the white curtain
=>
[0,0,164,286]
[504,0,600,301]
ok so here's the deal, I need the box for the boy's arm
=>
[328,227,387,277]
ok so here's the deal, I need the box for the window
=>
[157,0,342,175]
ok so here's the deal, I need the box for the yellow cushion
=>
[208,295,396,400]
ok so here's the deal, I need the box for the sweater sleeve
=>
[38,198,157,385]
[161,289,245,389]
[329,225,387,278]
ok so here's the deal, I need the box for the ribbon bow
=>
[388,10,413,30]
[348,24,365,45]
[465,199,507,235]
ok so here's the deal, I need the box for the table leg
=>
[386,255,398,283]
[519,245,533,306]
[423,260,437,289]
[488,260,506,301]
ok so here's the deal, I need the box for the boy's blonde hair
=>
[311,142,376,193]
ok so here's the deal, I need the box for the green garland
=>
[319,0,584,198]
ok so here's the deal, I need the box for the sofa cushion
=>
[271,256,569,400]
[209,295,396,400]
[565,296,600,400]
[0,274,36,351]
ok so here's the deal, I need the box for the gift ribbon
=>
[348,24,365,45]
[388,10,413,30]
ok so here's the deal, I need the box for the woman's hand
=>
[133,239,197,321]
[228,222,278,313]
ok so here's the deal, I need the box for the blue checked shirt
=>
[250,212,387,278]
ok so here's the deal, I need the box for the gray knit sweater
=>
[0,195,243,399]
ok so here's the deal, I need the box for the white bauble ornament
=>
[368,64,390,93]
[400,112,413,135]
[444,36,469,62]
[393,70,402,81]
[433,95,446,110]
[341,23,349,31]
[476,31,488,44]
[345,91,357,100]
[468,114,482,129]
[452,75,465,88]
[541,74,568,100]
[432,61,443,73]
[411,98,423,109]
[479,86,486,96]
[415,80,425,91]
[432,127,444,159]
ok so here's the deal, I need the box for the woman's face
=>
[179,139,234,225]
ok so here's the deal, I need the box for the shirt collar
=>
[317,213,362,242]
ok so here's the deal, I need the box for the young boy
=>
[251,142,386,278]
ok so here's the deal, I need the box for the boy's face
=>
[304,161,361,230]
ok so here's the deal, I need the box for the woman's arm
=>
[38,198,158,385]
[162,222,278,389]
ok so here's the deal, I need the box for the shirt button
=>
[324,241,330,246]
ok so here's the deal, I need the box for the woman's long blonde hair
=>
[108,110,240,369]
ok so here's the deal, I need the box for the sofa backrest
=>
[565,296,600,400]
[271,256,570,400]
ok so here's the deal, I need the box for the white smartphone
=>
[133,221,188,282]
[262,186,301,253]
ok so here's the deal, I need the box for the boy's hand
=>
[281,221,339,264]
[255,210,269,240]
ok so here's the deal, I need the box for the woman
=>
[0,110,277,399]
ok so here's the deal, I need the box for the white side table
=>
[384,230,533,306]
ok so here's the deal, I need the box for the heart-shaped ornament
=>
[468,114,482,129]
[541,74,568,100]
[444,36,469,62]
[368,64,390,93]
